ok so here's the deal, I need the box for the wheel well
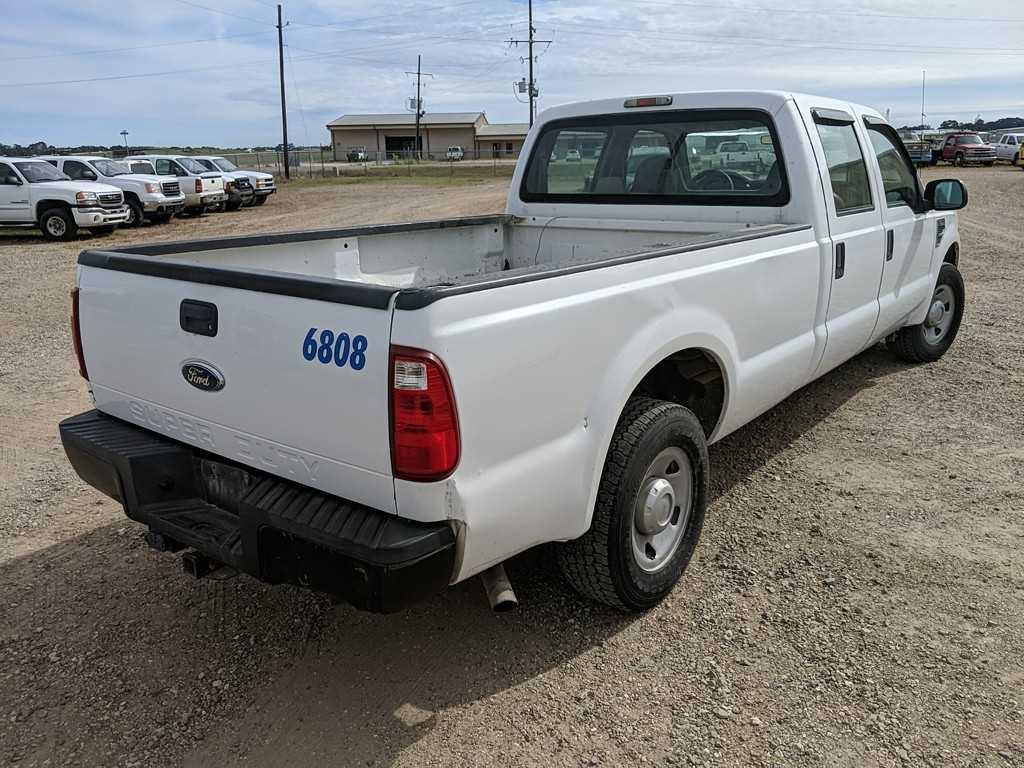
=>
[36,200,71,220]
[631,348,725,437]
[124,190,140,204]
[944,243,959,267]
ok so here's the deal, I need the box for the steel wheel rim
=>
[125,205,137,225]
[630,446,694,573]
[923,284,955,345]
[46,216,66,237]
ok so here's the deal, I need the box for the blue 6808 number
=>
[302,327,367,370]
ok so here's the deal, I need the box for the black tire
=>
[225,200,243,212]
[888,263,965,363]
[148,212,173,224]
[91,225,116,236]
[123,198,144,228]
[39,207,77,241]
[252,195,268,206]
[557,397,709,611]
[181,207,204,218]
[955,152,964,166]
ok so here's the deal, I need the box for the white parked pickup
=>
[126,154,226,216]
[0,156,128,240]
[39,155,186,226]
[192,156,275,207]
[60,91,968,613]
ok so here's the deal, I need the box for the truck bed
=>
[80,214,801,309]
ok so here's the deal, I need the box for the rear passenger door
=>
[806,107,886,375]
[863,118,936,337]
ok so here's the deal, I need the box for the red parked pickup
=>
[941,132,996,166]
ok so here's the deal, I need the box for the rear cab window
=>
[520,109,788,206]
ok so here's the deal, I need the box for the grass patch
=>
[282,163,515,189]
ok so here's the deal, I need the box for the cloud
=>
[4,0,1024,146]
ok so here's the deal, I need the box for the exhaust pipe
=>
[480,563,518,612]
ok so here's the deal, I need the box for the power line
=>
[167,0,268,25]
[0,30,273,63]
[625,0,1024,25]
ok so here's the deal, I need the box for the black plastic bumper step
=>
[59,410,456,612]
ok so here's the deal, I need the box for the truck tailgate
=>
[77,264,397,514]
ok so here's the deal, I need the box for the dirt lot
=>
[0,167,1021,768]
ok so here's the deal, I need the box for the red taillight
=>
[195,179,203,193]
[390,346,460,481]
[70,287,88,380]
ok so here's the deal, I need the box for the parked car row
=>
[0,153,276,241]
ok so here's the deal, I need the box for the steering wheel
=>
[692,169,735,191]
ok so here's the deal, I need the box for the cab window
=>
[64,160,96,181]
[155,159,172,175]
[0,163,19,184]
[814,121,873,214]
[867,126,919,209]
[521,109,788,206]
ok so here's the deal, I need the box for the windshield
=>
[178,158,209,174]
[92,159,131,176]
[958,135,984,145]
[130,161,155,174]
[212,158,239,172]
[14,161,69,183]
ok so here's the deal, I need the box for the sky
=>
[4,0,1024,148]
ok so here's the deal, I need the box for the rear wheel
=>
[888,263,965,363]
[39,207,77,241]
[557,397,708,611]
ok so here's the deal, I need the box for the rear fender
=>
[579,308,737,534]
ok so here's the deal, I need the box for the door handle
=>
[835,242,846,279]
[885,230,894,261]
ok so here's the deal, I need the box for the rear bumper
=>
[59,410,456,612]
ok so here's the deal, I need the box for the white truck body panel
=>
[72,91,962,586]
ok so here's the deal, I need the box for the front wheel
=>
[252,195,268,206]
[888,263,965,363]
[558,397,709,611]
[91,225,116,236]
[39,208,77,241]
[955,152,965,166]
[123,199,144,228]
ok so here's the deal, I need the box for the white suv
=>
[0,157,128,240]
[39,155,185,226]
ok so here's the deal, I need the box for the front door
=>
[805,107,886,375]
[862,120,937,337]
[0,162,31,223]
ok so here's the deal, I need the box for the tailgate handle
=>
[180,299,218,337]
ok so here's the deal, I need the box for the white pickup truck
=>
[38,155,186,226]
[0,157,129,240]
[60,91,967,613]
[126,155,226,216]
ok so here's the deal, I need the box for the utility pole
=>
[506,0,551,127]
[920,69,926,129]
[120,130,129,156]
[405,56,433,160]
[277,3,289,180]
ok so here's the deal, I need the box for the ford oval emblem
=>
[181,360,225,392]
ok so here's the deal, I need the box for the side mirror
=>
[924,178,967,211]
[83,171,96,180]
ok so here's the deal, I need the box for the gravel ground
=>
[0,167,1021,768]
